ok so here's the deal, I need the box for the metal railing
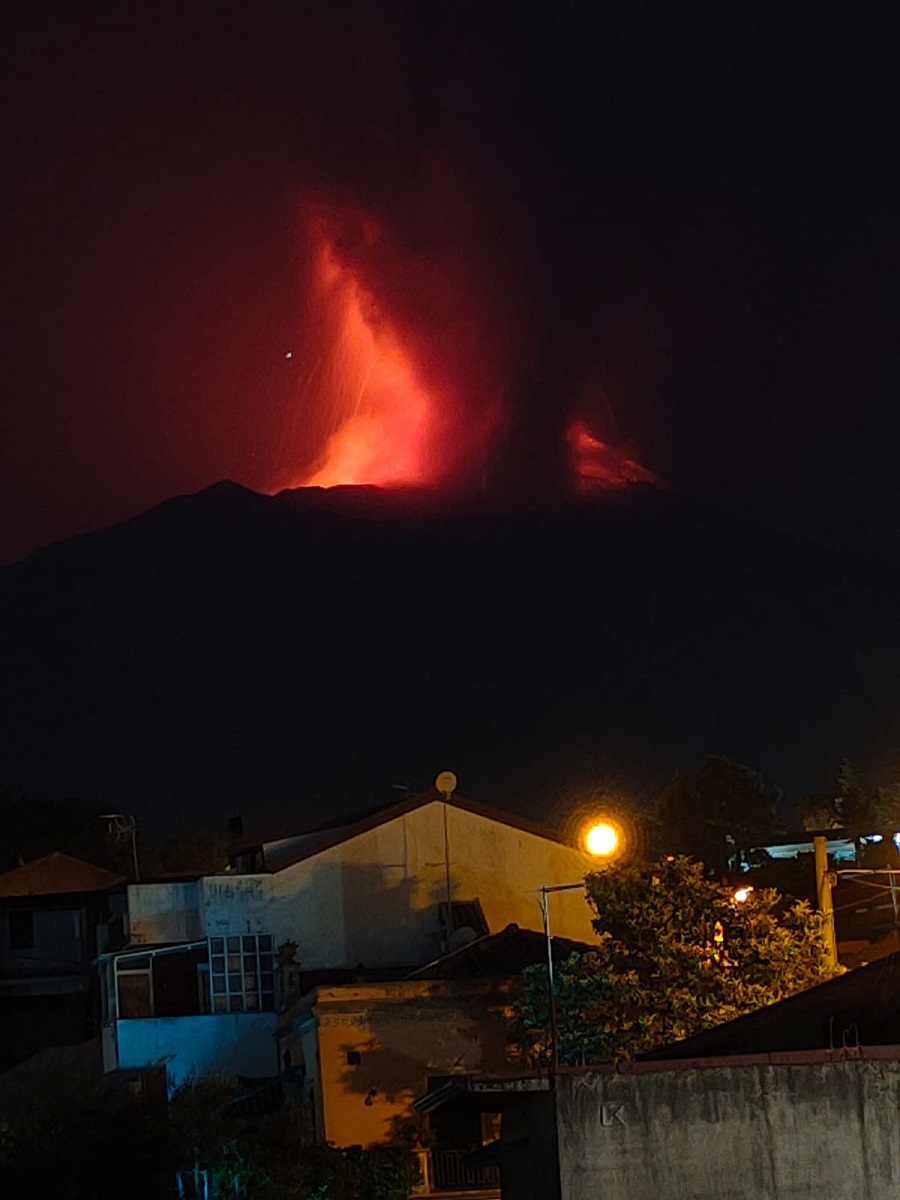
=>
[430,1147,500,1191]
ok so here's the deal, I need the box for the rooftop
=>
[409,923,598,980]
[642,952,900,1061]
[0,852,124,898]
[235,788,582,873]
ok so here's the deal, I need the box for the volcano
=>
[2,482,898,836]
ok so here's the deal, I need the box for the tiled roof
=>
[409,923,598,980]
[0,852,124,898]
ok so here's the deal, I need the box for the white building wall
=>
[114,1012,278,1090]
[128,882,202,944]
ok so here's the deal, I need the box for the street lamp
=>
[100,813,140,881]
[541,818,623,1073]
[584,822,619,858]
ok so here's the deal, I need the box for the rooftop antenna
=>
[435,771,458,952]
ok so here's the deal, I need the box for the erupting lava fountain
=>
[277,200,664,498]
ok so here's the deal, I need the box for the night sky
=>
[3,11,898,565]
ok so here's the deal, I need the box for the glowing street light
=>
[540,819,625,1071]
[732,885,753,905]
[584,821,619,858]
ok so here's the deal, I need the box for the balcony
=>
[415,1148,500,1198]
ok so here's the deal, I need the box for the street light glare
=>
[733,886,753,904]
[585,822,619,857]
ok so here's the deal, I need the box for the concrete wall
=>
[554,1058,900,1200]
[128,882,201,944]
[114,1012,278,1090]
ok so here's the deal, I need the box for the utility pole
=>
[813,835,838,970]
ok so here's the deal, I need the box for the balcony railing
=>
[429,1146,500,1192]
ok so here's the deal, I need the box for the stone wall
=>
[554,1054,900,1200]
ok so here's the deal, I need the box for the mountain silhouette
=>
[2,483,898,835]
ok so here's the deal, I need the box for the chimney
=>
[227,815,244,847]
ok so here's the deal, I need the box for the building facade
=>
[99,791,601,1092]
[0,853,126,1071]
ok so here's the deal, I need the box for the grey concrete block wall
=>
[556,1059,900,1200]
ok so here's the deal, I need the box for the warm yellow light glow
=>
[732,886,753,904]
[585,822,619,858]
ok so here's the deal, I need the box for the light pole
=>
[541,881,587,1072]
[100,813,140,881]
[540,819,622,1072]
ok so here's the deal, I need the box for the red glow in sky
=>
[284,201,663,497]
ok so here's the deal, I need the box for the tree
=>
[513,856,837,1065]
[1,1071,420,1199]
[655,756,782,873]
[799,758,900,834]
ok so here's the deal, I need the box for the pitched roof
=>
[243,789,580,873]
[408,922,598,980]
[643,952,900,1061]
[0,852,124,898]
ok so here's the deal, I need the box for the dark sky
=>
[3,10,898,564]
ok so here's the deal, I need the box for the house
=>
[0,852,127,1071]
[274,924,595,1195]
[99,788,603,1092]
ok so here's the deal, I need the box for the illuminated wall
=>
[126,801,599,972]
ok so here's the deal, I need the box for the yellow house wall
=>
[304,983,514,1148]
[266,800,599,971]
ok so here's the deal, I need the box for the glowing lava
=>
[283,200,664,498]
[293,209,440,489]
[567,420,667,492]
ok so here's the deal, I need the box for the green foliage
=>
[244,1137,421,1200]
[514,856,837,1064]
[799,758,900,833]
[655,757,782,872]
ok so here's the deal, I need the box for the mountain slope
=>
[2,483,897,833]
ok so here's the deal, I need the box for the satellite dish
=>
[449,926,478,950]
[435,770,458,799]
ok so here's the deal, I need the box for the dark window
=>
[347,1050,361,1066]
[9,911,34,950]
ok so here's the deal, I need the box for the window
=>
[9,911,34,951]
[120,960,154,1017]
[208,934,274,1013]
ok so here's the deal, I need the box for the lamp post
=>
[100,812,140,881]
[541,819,622,1073]
[541,881,587,1072]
